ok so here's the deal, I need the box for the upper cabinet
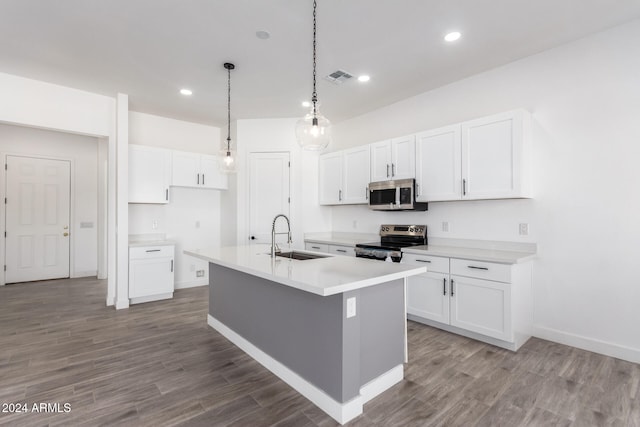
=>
[172,150,227,190]
[416,109,532,202]
[370,136,416,182]
[319,146,370,205]
[461,110,531,200]
[129,144,171,204]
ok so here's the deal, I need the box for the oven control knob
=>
[409,227,414,232]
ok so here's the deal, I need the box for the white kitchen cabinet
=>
[415,125,462,202]
[172,150,227,190]
[319,147,370,206]
[449,274,511,341]
[328,244,355,257]
[129,244,175,304]
[403,253,532,351]
[128,144,171,204]
[318,152,342,205]
[342,146,370,204]
[305,242,329,253]
[370,136,415,182]
[461,109,531,199]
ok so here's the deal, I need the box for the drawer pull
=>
[171,260,174,272]
[467,265,488,270]
[415,259,431,263]
[443,278,447,296]
[311,246,320,250]
[145,249,161,253]
[336,249,347,253]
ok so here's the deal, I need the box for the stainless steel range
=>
[355,224,427,262]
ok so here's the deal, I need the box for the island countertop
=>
[185,245,426,296]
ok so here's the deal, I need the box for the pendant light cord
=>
[227,65,231,151]
[311,0,318,117]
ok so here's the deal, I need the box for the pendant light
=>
[295,0,331,150]
[220,62,237,173]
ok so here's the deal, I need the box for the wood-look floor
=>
[0,278,638,427]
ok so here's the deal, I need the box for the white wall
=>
[128,111,222,288]
[235,118,332,248]
[0,124,99,276]
[330,20,640,361]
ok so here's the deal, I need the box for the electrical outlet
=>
[442,221,449,232]
[196,270,205,277]
[152,220,158,230]
[189,264,195,272]
[352,220,358,229]
[346,297,357,318]
[195,220,200,229]
[519,223,529,236]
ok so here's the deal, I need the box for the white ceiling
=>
[2,0,640,127]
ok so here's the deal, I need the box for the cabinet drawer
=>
[450,258,511,283]
[401,253,449,273]
[328,244,355,257]
[305,242,329,253]
[129,245,175,260]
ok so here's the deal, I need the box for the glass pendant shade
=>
[295,105,331,151]
[219,140,237,174]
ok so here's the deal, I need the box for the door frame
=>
[1,152,76,285]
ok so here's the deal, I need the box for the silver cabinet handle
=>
[451,279,455,296]
[392,163,395,177]
[165,189,168,201]
[443,278,447,296]
[365,188,368,199]
[311,246,320,249]
[202,174,205,185]
[463,179,466,196]
[146,249,161,253]
[416,183,420,197]
[467,265,488,270]
[338,190,342,201]
[336,249,347,253]
[197,174,200,185]
[171,259,174,272]
[415,259,431,263]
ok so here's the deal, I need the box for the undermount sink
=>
[275,251,329,260]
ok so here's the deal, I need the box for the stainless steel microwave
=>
[368,178,428,211]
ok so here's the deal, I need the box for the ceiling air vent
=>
[324,69,353,85]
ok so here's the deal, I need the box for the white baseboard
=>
[207,314,402,425]
[130,292,173,305]
[175,279,208,289]
[115,298,129,310]
[71,270,98,278]
[533,325,640,364]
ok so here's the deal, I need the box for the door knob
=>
[63,226,69,229]
[63,232,69,237]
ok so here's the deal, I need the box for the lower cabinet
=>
[304,242,355,257]
[403,252,531,351]
[129,245,175,304]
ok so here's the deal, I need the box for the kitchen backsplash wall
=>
[330,20,640,362]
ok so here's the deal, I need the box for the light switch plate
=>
[519,223,529,236]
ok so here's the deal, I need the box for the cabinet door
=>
[129,257,174,298]
[342,146,370,204]
[449,275,512,341]
[128,145,171,203]
[200,154,228,189]
[172,150,201,188]
[319,152,343,205]
[407,272,450,324]
[415,126,461,202]
[370,140,392,182]
[461,110,526,200]
[390,135,416,179]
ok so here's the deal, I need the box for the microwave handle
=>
[395,186,400,206]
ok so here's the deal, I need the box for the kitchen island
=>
[184,245,426,424]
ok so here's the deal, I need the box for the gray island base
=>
[208,263,407,424]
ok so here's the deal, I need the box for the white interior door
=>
[5,155,71,283]
[248,152,290,244]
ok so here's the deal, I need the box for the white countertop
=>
[402,245,535,264]
[128,239,176,248]
[184,244,426,296]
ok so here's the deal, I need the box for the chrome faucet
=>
[271,214,292,257]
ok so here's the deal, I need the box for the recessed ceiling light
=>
[301,101,311,108]
[444,31,462,42]
[180,88,193,96]
[256,30,271,40]
[357,75,370,82]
